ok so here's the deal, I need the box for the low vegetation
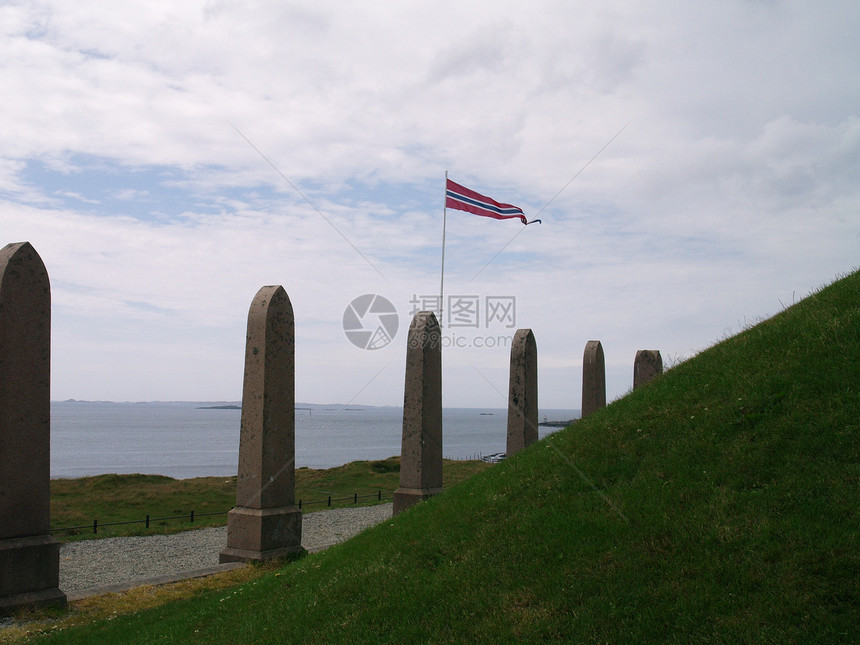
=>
[9,270,858,642]
[50,458,491,540]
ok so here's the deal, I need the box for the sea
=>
[50,401,580,480]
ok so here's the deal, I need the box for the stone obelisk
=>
[0,242,66,614]
[581,340,606,418]
[220,286,304,562]
[506,329,538,456]
[393,311,443,515]
[633,350,663,389]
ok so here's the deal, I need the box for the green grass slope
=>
[39,271,859,643]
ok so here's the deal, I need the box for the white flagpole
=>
[439,170,448,325]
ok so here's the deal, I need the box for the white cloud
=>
[0,0,857,407]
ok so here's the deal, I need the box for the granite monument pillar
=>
[581,340,606,419]
[393,311,443,515]
[633,350,663,389]
[506,329,538,456]
[0,242,66,614]
[220,286,304,563]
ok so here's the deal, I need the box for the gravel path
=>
[59,503,393,595]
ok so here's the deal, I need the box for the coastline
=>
[50,401,578,479]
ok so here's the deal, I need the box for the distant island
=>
[538,419,576,427]
[53,400,580,422]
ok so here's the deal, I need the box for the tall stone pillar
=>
[633,350,663,389]
[0,242,66,614]
[220,286,304,563]
[581,340,606,419]
[506,329,538,457]
[393,311,443,515]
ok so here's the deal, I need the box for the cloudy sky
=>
[2,1,857,409]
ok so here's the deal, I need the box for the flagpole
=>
[439,170,448,325]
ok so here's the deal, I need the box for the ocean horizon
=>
[50,400,579,480]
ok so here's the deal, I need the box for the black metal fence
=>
[298,490,389,510]
[51,490,393,536]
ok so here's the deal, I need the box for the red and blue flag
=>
[445,179,539,225]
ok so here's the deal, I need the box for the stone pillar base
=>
[0,535,66,616]
[219,544,305,563]
[219,505,304,563]
[393,486,443,515]
[0,588,67,616]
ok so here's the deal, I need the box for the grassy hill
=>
[30,271,860,642]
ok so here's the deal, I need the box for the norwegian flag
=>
[445,179,539,225]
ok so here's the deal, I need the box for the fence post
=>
[190,510,194,523]
[93,519,98,534]
[378,490,381,501]
[145,515,150,528]
[354,493,358,504]
[328,496,332,507]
